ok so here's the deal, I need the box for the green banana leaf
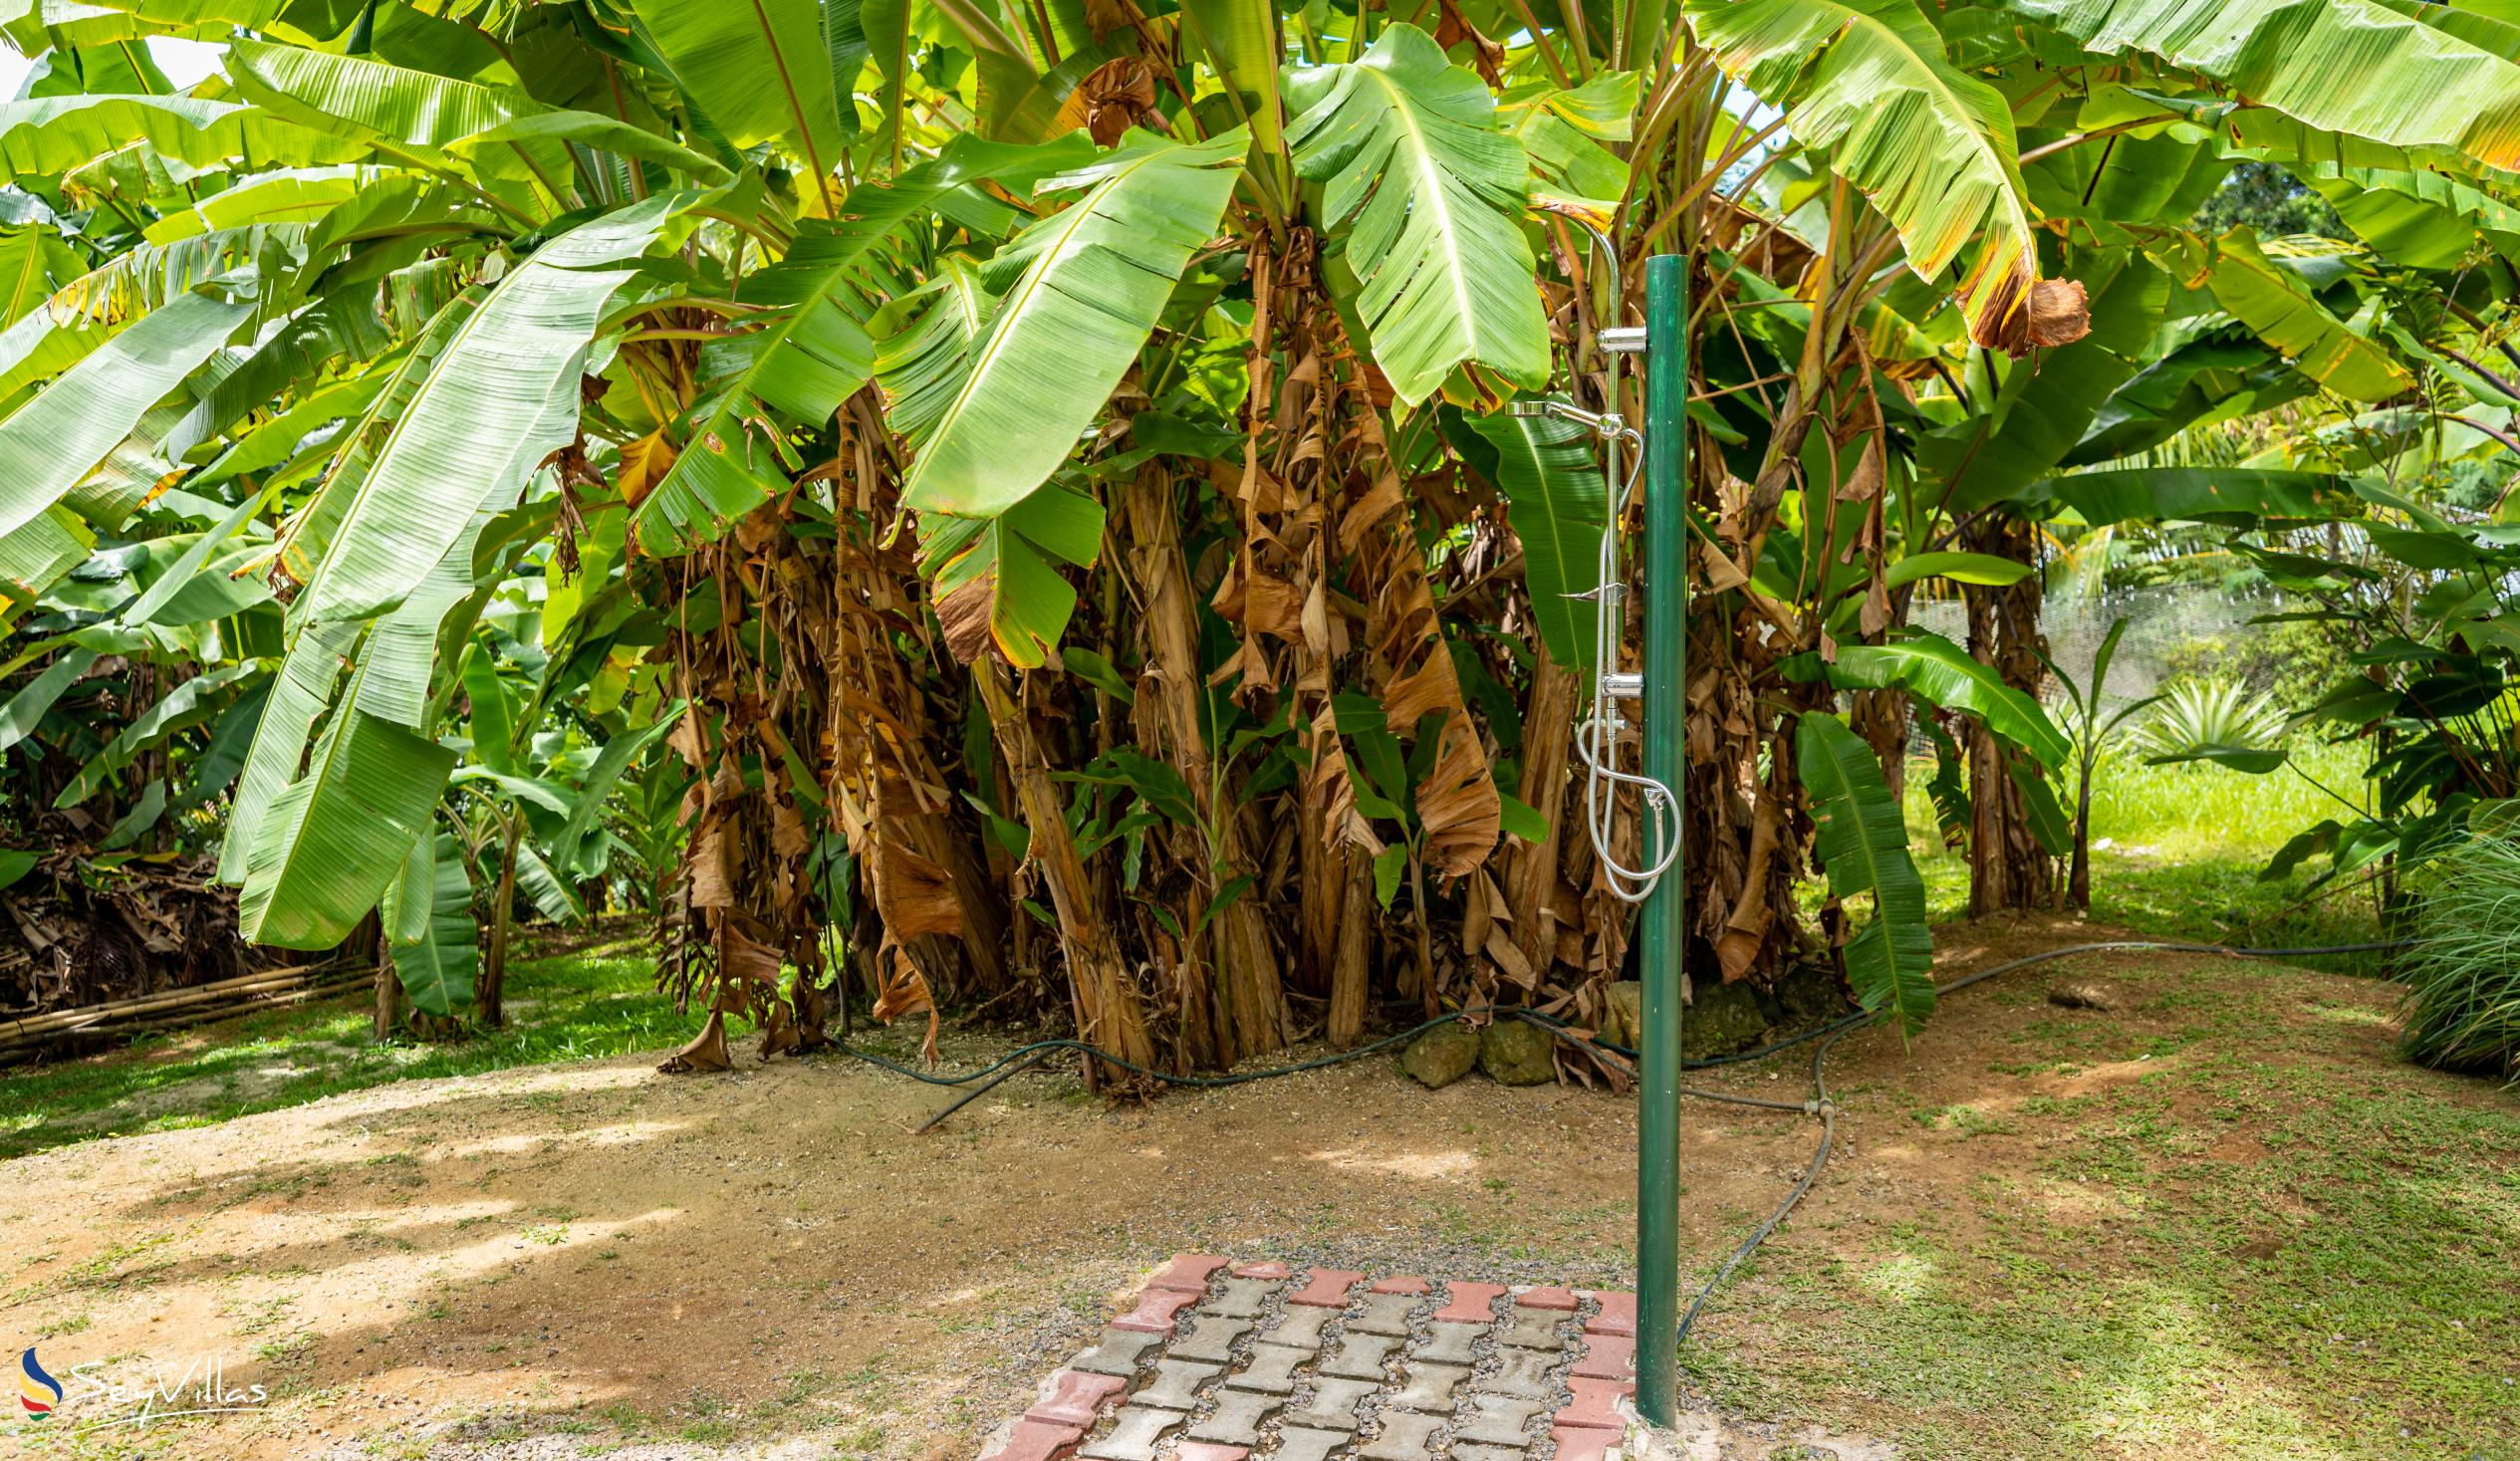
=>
[897,127,1246,520]
[2002,0,2520,176]
[238,705,456,949]
[1286,24,1550,404]
[296,196,679,625]
[0,93,367,175]
[1178,0,1284,157]
[0,646,97,755]
[0,284,252,544]
[380,830,477,1017]
[2197,229,2412,402]
[2019,466,2352,525]
[921,479,1105,667]
[631,0,844,181]
[1685,0,2039,347]
[1797,712,1937,1034]
[1466,406,1609,672]
[1781,631,2071,769]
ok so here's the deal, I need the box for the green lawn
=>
[1908,742,2392,968]
[0,934,715,1161]
[1688,954,2520,1460]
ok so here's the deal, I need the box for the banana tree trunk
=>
[371,919,397,1041]
[480,815,520,1028]
[1327,845,1374,1048]
[1963,517,2055,915]
[1124,472,1288,1061]
[1507,650,1576,976]
[972,659,1157,1073]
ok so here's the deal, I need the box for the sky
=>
[1,35,225,99]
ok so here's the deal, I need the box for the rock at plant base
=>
[2049,979,2124,1012]
[1680,979,1772,1061]
[1773,959,1855,1027]
[1402,1026,1481,1089]
[1478,1020,1557,1086]
[1603,981,1643,1047]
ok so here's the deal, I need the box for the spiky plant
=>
[2398,832,2520,1082]
[2135,678,2292,768]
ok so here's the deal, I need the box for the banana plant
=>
[0,0,2515,1076]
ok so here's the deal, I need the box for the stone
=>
[1187,1389,1280,1442]
[1478,1019,1558,1086]
[1453,1391,1548,1445]
[1287,1268,1364,1308]
[1111,1287,1201,1335]
[1388,1360,1468,1413]
[1232,1261,1292,1280]
[1079,1406,1183,1461]
[1357,1411,1444,1458]
[1343,1290,1418,1336]
[2049,978,2124,1011]
[1602,980,1643,1047]
[1515,1285,1580,1311]
[1452,1447,1525,1461]
[1572,1333,1635,1379]
[1477,1344,1563,1397]
[1071,1327,1164,1377]
[1773,958,1854,1028]
[1413,1322,1480,1366]
[1550,1424,1621,1461]
[1175,1447,1249,1461]
[1402,1026,1481,1088]
[1133,1357,1219,1411]
[1581,1290,1637,1337]
[1146,1255,1230,1294]
[981,1418,1086,1461]
[1492,1307,1569,1352]
[1224,1344,1304,1394]
[1681,978,1772,1060]
[1555,1375,1631,1430]
[1320,1330,1401,1379]
[1259,1304,1334,1350]
[1369,1275,1430,1295]
[1432,1282,1506,1324]
[1270,1429,1349,1461]
[1168,1315,1255,1364]
[1283,1376,1376,1431]
[1201,1277,1278,1318]
[1025,1369,1129,1426]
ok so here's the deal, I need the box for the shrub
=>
[2398,831,2520,1082]
[2135,678,2290,764]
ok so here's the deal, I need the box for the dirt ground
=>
[1,918,2512,1461]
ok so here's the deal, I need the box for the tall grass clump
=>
[2398,831,2520,1082]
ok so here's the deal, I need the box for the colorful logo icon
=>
[18,1347,62,1416]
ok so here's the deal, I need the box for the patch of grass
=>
[1905,742,2392,968]
[0,934,732,1160]
[1690,960,2520,1460]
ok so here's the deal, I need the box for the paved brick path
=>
[980,1256,1638,1461]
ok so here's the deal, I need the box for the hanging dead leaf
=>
[1055,56,1162,145]
[871,944,940,1065]
[616,428,679,506]
[1433,0,1507,85]
[1977,274,2091,358]
[657,1010,732,1073]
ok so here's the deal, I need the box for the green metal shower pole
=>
[1635,253,1688,1427]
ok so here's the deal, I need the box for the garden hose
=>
[835,934,2410,1361]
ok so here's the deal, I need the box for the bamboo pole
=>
[0,963,355,1064]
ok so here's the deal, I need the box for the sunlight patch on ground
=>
[1856,1251,1934,1304]
[1304,1145,1480,1180]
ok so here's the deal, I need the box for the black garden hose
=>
[836,936,2409,1356]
